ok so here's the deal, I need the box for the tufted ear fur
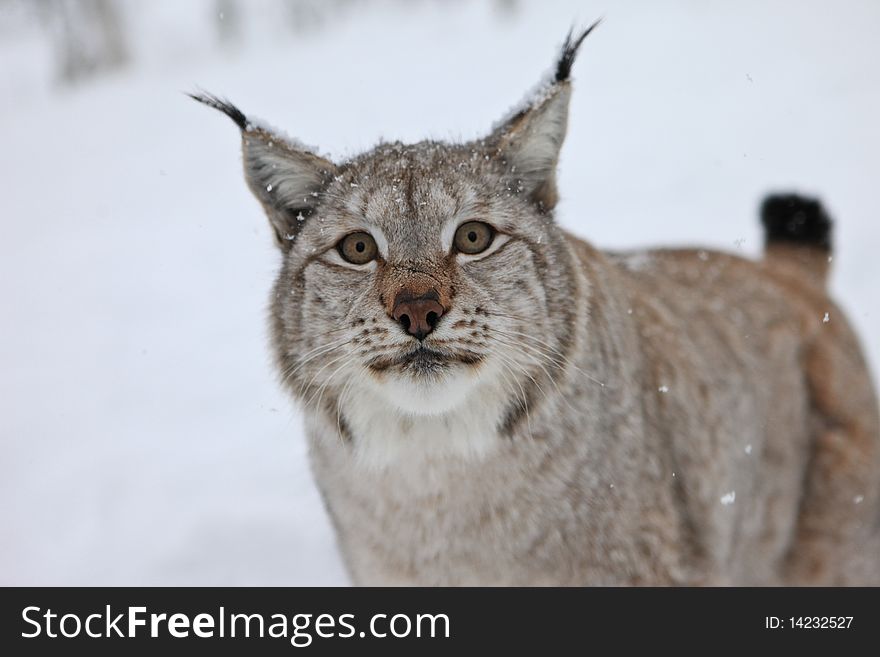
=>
[188,92,337,250]
[489,22,599,211]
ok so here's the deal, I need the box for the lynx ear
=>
[492,86,572,210]
[189,92,337,250]
[489,22,599,211]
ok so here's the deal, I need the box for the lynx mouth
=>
[367,346,484,375]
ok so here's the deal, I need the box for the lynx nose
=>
[391,290,445,340]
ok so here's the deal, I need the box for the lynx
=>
[192,25,880,585]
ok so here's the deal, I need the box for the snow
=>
[618,252,654,272]
[243,115,326,159]
[720,492,737,506]
[2,0,879,585]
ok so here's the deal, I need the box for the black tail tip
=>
[554,19,602,83]
[760,193,833,251]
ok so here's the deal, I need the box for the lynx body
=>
[193,27,880,585]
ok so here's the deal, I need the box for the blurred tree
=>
[494,0,519,18]
[285,0,357,34]
[215,0,242,45]
[37,0,128,84]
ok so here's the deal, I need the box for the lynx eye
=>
[453,221,494,255]
[337,232,378,265]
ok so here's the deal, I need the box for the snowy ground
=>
[2,0,878,585]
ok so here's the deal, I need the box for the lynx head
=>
[192,24,599,464]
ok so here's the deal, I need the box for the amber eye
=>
[453,221,494,255]
[337,232,378,265]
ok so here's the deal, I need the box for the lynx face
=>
[275,141,563,421]
[192,27,596,462]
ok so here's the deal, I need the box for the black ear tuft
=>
[555,19,602,83]
[760,193,833,251]
[187,91,248,130]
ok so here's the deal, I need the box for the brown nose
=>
[391,290,445,340]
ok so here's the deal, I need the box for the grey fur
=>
[193,31,880,585]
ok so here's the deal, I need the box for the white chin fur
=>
[334,359,510,468]
[370,365,480,415]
